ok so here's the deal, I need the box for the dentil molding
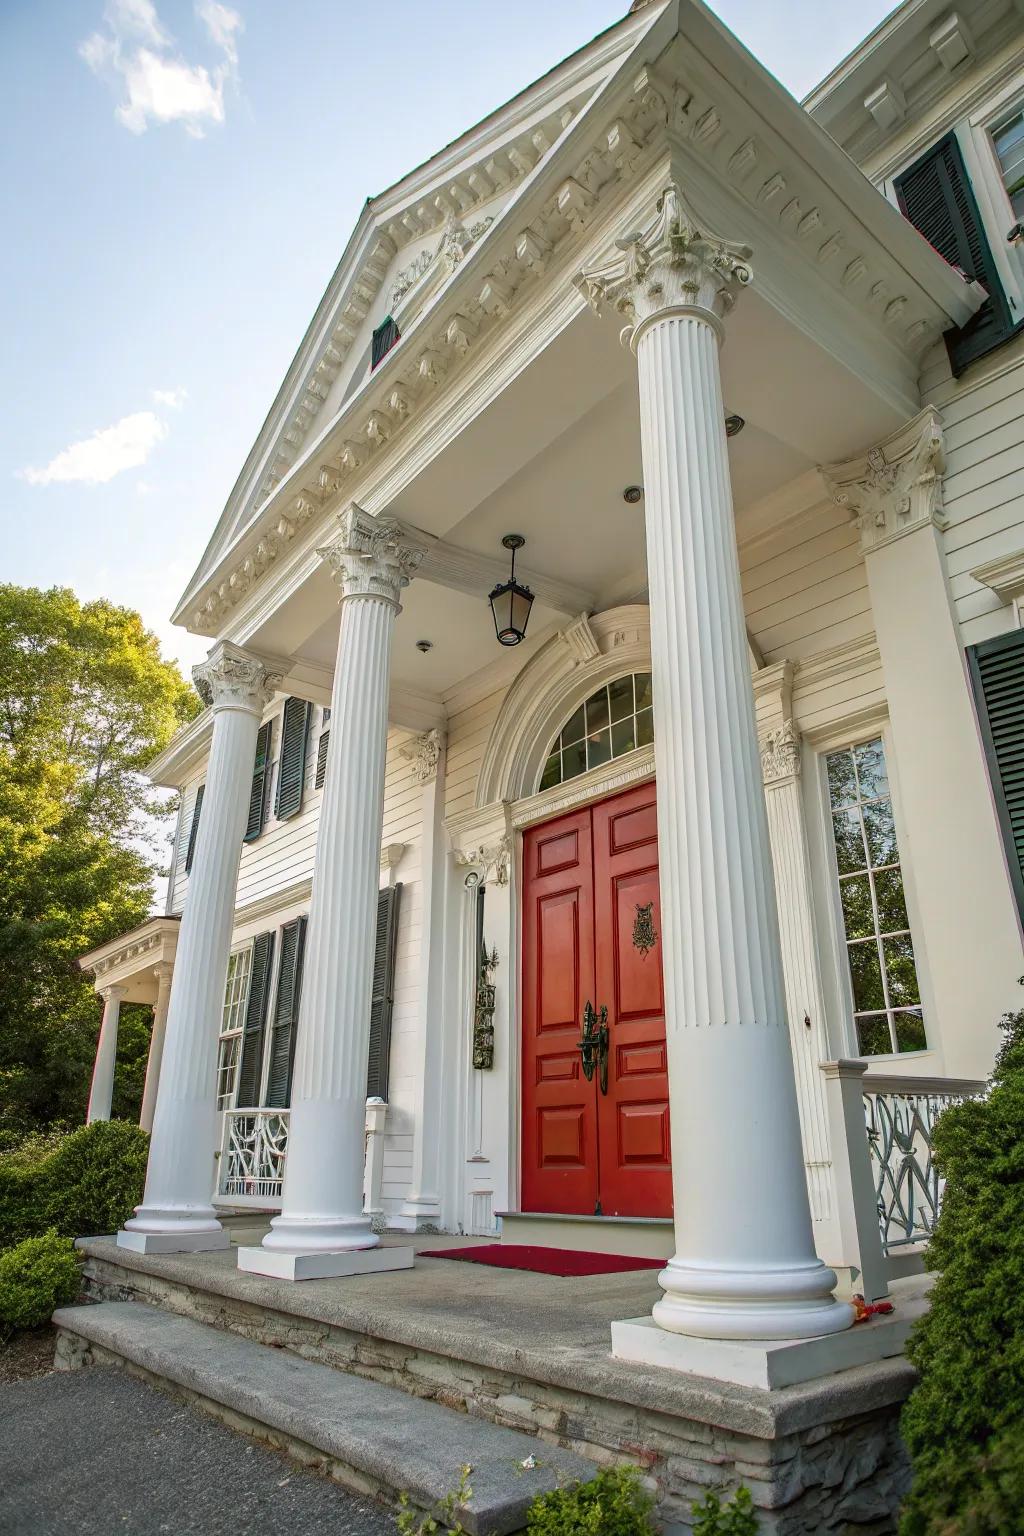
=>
[820,407,947,555]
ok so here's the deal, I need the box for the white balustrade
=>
[218,1110,290,1206]
[862,1073,986,1253]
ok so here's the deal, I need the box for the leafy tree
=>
[0,587,198,1130]
[899,998,1024,1534]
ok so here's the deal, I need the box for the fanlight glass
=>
[538,673,654,790]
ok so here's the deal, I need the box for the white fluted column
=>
[578,185,851,1343]
[120,644,280,1253]
[87,985,124,1124]
[139,962,174,1135]
[240,505,421,1281]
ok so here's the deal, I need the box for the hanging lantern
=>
[488,534,534,647]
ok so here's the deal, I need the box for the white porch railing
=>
[216,1099,390,1213]
[218,1109,290,1205]
[862,1072,986,1253]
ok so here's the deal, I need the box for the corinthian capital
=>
[574,183,752,344]
[821,407,946,555]
[193,643,282,716]
[317,503,424,605]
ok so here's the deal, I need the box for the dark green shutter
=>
[184,784,205,875]
[895,133,1014,374]
[275,697,311,821]
[244,721,273,843]
[371,315,400,370]
[315,725,330,790]
[235,932,275,1107]
[264,917,307,1108]
[366,885,402,1100]
[968,630,1024,922]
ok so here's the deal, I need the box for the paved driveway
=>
[1,1366,396,1535]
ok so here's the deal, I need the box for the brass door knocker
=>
[578,1000,610,1094]
[633,901,658,959]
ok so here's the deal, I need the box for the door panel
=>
[521,808,597,1214]
[592,784,672,1217]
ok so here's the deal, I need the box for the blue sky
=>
[0,0,895,675]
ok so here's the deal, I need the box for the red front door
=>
[521,782,671,1218]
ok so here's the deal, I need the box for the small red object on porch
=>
[851,1293,896,1323]
[420,1244,664,1277]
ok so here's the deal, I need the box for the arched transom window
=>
[539,673,654,791]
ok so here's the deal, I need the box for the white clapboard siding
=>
[740,502,872,666]
[925,340,1024,646]
[443,686,508,820]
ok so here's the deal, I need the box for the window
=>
[993,108,1024,223]
[895,132,1015,374]
[217,945,254,1109]
[371,315,400,370]
[538,674,654,791]
[825,738,926,1057]
[367,884,402,1100]
[967,629,1024,925]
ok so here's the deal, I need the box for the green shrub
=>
[43,1120,148,1240]
[691,1487,759,1535]
[527,1466,656,1536]
[0,1231,80,1337]
[0,1120,148,1249]
[899,1000,1024,1535]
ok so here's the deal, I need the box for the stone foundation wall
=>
[81,1254,911,1533]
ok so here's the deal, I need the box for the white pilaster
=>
[87,985,124,1124]
[240,505,421,1281]
[577,184,851,1342]
[139,962,173,1135]
[120,644,280,1254]
[755,667,835,1250]
[823,413,1023,1078]
[394,729,448,1233]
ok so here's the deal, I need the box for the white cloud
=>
[80,0,242,138]
[18,412,169,487]
[152,385,188,409]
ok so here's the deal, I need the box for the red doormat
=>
[420,1243,665,1277]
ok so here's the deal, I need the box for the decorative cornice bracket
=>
[401,727,445,785]
[820,407,947,555]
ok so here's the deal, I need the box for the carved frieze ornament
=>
[821,407,947,555]
[574,182,753,344]
[760,720,801,784]
[401,727,445,785]
[317,503,424,606]
[193,643,282,716]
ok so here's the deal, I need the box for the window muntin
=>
[217,944,254,1109]
[826,738,925,1057]
[538,674,654,791]
[993,108,1024,222]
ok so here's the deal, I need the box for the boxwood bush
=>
[0,1231,80,1337]
[0,1120,148,1250]
[899,999,1024,1534]
[527,1466,656,1535]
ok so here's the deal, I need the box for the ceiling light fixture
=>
[622,485,643,504]
[725,413,746,438]
[488,534,534,647]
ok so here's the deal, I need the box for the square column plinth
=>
[612,1291,927,1391]
[116,1228,231,1255]
[237,1242,414,1282]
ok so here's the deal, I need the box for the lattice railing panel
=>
[219,1110,289,1201]
[863,1080,983,1253]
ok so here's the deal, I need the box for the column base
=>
[237,1243,415,1282]
[653,1256,853,1341]
[390,1198,441,1234]
[612,1302,917,1390]
[117,1228,230,1255]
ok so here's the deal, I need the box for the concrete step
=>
[52,1301,596,1535]
[498,1210,674,1258]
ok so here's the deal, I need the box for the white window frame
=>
[962,70,1024,319]
[217,941,254,1111]
[811,719,936,1064]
